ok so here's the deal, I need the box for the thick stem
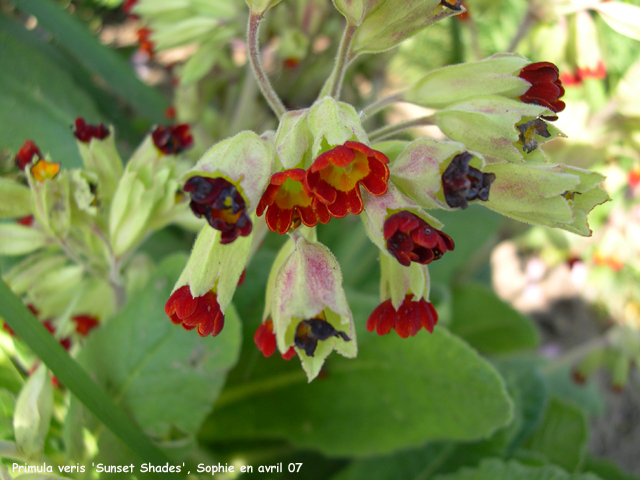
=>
[318,22,358,100]
[368,115,436,142]
[247,12,286,119]
[360,92,404,120]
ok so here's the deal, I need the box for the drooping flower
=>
[184,176,252,244]
[73,118,110,143]
[254,318,296,359]
[152,124,193,155]
[442,152,496,209]
[518,62,566,119]
[517,118,552,153]
[14,140,42,170]
[384,211,454,267]
[257,168,330,234]
[367,294,438,338]
[164,285,224,337]
[305,141,389,218]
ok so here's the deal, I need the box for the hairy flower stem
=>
[360,92,404,120]
[247,12,286,119]
[318,22,358,100]
[368,115,436,142]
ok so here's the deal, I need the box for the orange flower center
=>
[319,151,371,192]
[30,159,60,182]
[274,177,313,210]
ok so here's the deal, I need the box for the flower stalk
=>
[247,12,286,119]
[318,22,358,100]
[368,115,436,142]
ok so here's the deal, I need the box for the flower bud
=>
[351,0,457,55]
[271,232,356,381]
[14,365,53,459]
[307,97,368,158]
[0,178,32,219]
[74,119,123,202]
[274,109,313,169]
[433,95,565,163]
[482,163,609,236]
[403,54,531,109]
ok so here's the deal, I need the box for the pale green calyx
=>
[14,365,53,459]
[26,168,71,240]
[307,97,368,157]
[271,232,356,382]
[482,163,609,236]
[433,95,564,163]
[402,54,532,109]
[174,223,252,310]
[76,132,123,203]
[183,130,274,213]
[0,177,32,219]
[388,137,472,209]
[274,109,313,169]
[380,255,430,310]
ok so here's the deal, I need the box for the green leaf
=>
[0,388,15,439]
[523,397,589,472]
[433,459,602,480]
[14,0,168,123]
[202,292,513,457]
[0,278,173,476]
[450,284,540,354]
[544,365,605,416]
[75,253,242,438]
[0,29,101,168]
[0,348,24,394]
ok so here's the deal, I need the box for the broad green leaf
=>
[544,365,605,416]
[0,30,101,168]
[331,358,547,480]
[202,292,512,457]
[450,284,540,354]
[433,459,602,480]
[0,389,15,439]
[77,253,242,439]
[523,397,589,472]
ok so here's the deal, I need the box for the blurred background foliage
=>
[1,0,640,479]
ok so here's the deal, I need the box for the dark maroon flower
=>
[73,118,110,143]
[518,62,566,119]
[152,124,193,155]
[384,211,454,267]
[14,140,42,170]
[442,152,496,209]
[367,295,438,338]
[294,317,350,357]
[165,285,224,337]
[184,176,252,244]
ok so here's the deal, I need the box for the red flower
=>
[152,124,193,155]
[518,62,566,119]
[367,295,438,338]
[442,152,495,209]
[165,285,225,337]
[257,169,331,234]
[254,318,296,359]
[14,140,42,170]
[17,215,34,227]
[184,176,252,244]
[73,118,110,143]
[72,315,100,336]
[305,141,389,218]
[384,211,454,267]
[136,27,155,57]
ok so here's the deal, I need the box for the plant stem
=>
[368,115,436,142]
[318,21,358,99]
[507,2,535,52]
[247,12,286,119]
[360,92,404,120]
